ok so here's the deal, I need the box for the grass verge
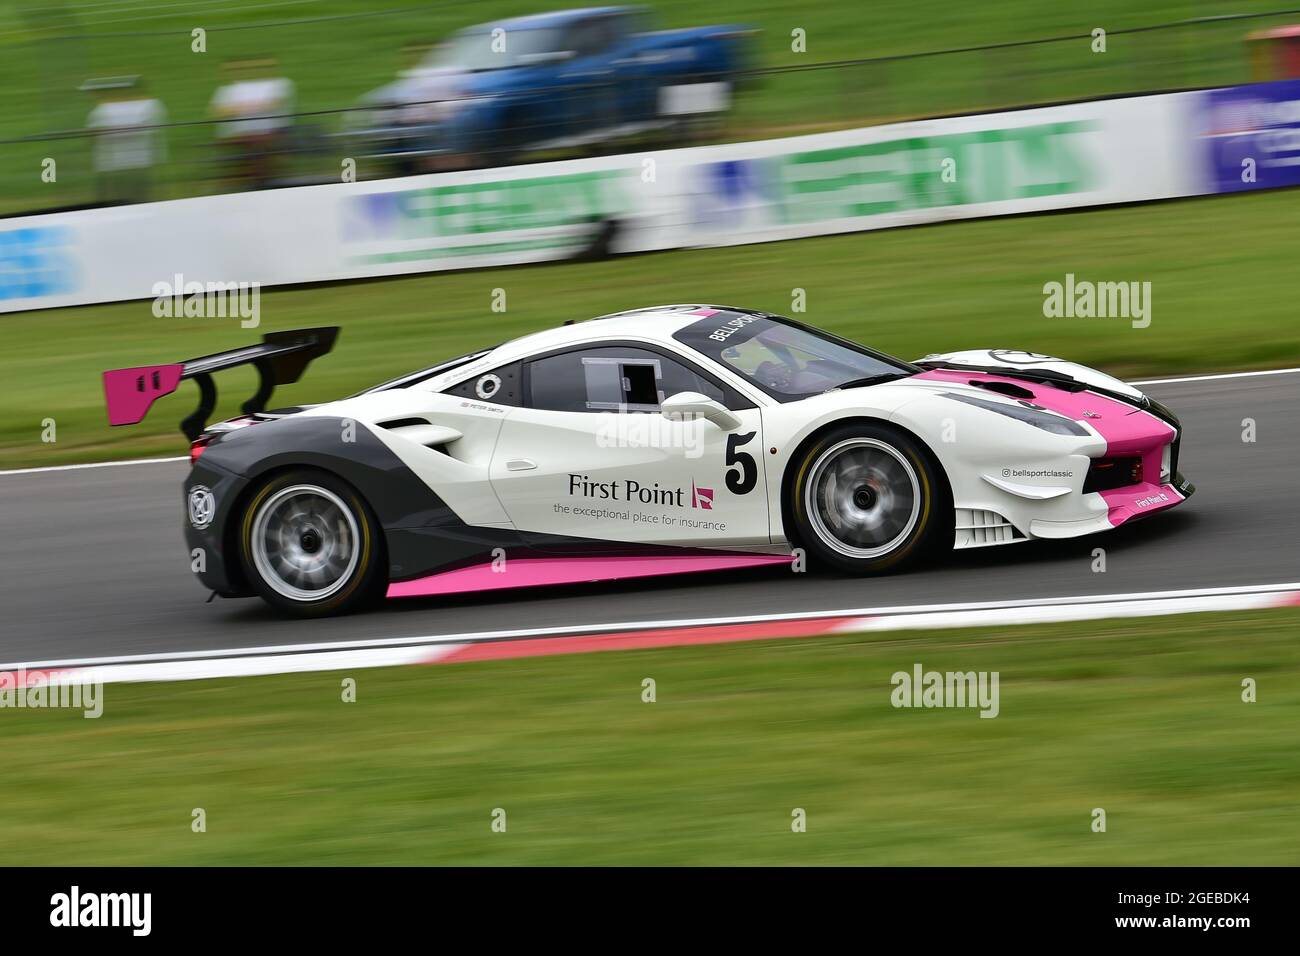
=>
[2,608,1297,865]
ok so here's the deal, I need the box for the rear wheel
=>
[788,423,949,574]
[238,469,386,616]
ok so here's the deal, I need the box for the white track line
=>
[0,456,186,476]
[6,582,1297,683]
[3,370,1297,478]
[1131,367,1300,386]
[842,591,1290,632]
[12,580,1300,670]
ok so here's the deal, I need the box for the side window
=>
[566,21,593,57]
[606,11,633,44]
[527,347,726,413]
[570,17,613,58]
[444,361,522,406]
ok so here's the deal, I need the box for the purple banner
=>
[1201,79,1300,193]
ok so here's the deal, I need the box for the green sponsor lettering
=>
[385,170,628,241]
[773,120,1096,221]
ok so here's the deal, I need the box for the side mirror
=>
[661,391,741,431]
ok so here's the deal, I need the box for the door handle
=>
[505,458,538,471]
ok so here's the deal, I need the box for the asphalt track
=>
[1,372,1296,664]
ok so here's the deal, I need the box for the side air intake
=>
[954,509,1026,549]
[378,418,463,451]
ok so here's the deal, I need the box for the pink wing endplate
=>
[102,364,185,426]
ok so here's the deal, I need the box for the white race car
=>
[105,305,1193,615]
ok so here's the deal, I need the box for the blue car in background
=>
[349,5,755,172]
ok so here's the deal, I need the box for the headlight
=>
[940,392,1090,437]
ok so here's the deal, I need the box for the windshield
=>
[674,312,917,401]
[429,27,566,71]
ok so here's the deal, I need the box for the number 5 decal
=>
[725,431,758,495]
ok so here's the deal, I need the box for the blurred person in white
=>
[82,76,166,205]
[209,57,295,188]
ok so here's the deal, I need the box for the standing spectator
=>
[209,57,295,188]
[82,76,166,205]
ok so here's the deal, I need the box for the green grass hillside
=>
[0,0,1283,212]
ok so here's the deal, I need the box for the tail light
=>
[189,414,262,465]
[189,436,211,464]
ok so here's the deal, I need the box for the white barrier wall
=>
[0,91,1205,313]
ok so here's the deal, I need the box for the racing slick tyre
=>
[787,422,951,574]
[237,469,387,616]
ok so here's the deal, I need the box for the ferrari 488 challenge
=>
[103,305,1192,615]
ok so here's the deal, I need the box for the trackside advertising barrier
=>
[1198,78,1300,193]
[675,92,1203,246]
[0,91,1206,313]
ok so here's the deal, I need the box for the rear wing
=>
[103,327,339,440]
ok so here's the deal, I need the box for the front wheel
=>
[238,469,386,616]
[787,423,950,574]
